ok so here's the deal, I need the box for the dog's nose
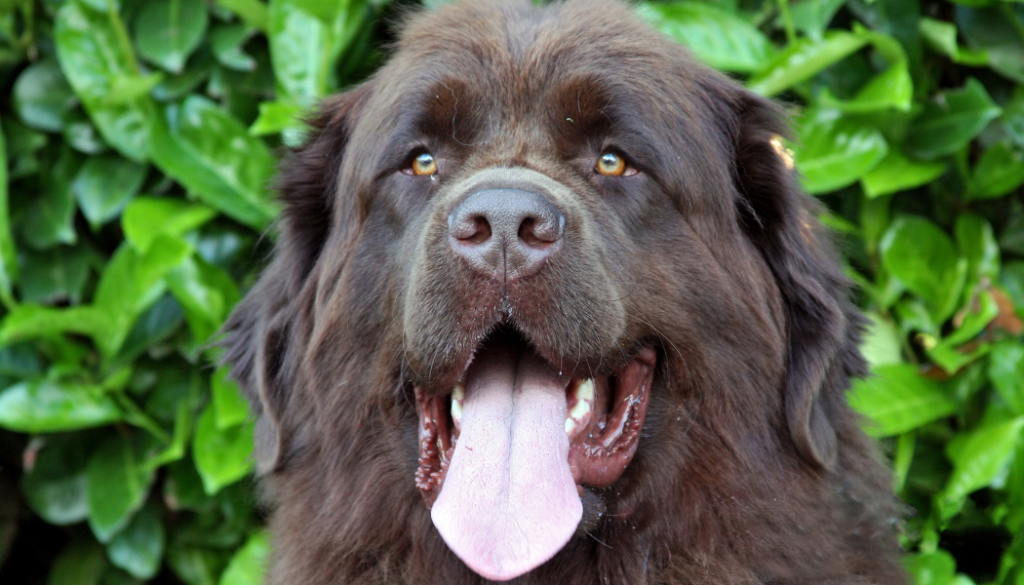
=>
[448,188,564,279]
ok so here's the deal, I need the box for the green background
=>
[0,0,1023,583]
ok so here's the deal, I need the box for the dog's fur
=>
[222,1,905,582]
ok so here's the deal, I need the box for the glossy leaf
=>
[21,436,91,525]
[0,379,121,433]
[193,403,255,495]
[268,0,365,104]
[905,78,1002,159]
[18,245,96,305]
[904,550,957,585]
[794,108,888,194]
[19,148,80,250]
[919,17,988,66]
[86,433,155,542]
[958,5,1024,84]
[861,148,946,198]
[941,417,1024,516]
[149,97,277,229]
[218,530,270,585]
[748,31,868,97]
[72,155,148,228]
[55,0,153,162]
[48,540,107,585]
[955,214,1000,285]
[967,141,1024,200]
[880,216,967,324]
[212,366,251,429]
[92,238,192,358]
[13,59,76,133]
[848,364,958,437]
[860,312,904,369]
[135,0,209,74]
[0,117,15,307]
[166,253,241,344]
[107,501,165,579]
[636,2,774,73]
[122,197,217,253]
[216,0,269,32]
[990,341,1024,414]
[211,24,257,72]
[926,290,998,374]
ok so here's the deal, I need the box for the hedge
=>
[0,0,1022,584]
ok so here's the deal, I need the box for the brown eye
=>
[412,152,437,176]
[596,152,626,176]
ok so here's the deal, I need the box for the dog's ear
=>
[726,90,863,471]
[220,84,372,475]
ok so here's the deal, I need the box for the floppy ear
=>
[728,91,864,471]
[220,85,372,475]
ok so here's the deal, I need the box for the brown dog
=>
[222,0,905,582]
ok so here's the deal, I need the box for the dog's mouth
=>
[414,329,656,581]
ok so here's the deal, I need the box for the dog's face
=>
[224,1,884,582]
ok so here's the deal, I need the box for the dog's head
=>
[223,0,862,580]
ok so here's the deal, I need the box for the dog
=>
[222,0,905,582]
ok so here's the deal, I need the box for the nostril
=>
[465,216,491,244]
[518,214,563,248]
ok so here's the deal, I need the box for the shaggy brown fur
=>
[222,1,906,583]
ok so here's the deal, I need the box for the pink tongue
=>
[431,342,582,581]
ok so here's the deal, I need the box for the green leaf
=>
[967,141,1024,200]
[248,100,304,136]
[848,363,958,437]
[1002,261,1024,317]
[0,117,17,308]
[212,367,250,429]
[20,148,80,250]
[13,58,77,133]
[860,312,904,369]
[880,215,967,323]
[919,17,989,66]
[86,433,155,542]
[48,540,107,585]
[92,238,192,358]
[941,417,1024,516]
[958,5,1024,84]
[789,0,845,40]
[21,436,91,525]
[861,148,946,198]
[107,501,165,579]
[73,155,148,228]
[268,0,365,103]
[955,214,1000,285]
[55,0,153,162]
[218,530,270,585]
[748,31,868,97]
[166,253,241,344]
[193,403,254,495]
[904,550,956,585]
[990,340,1024,414]
[216,0,269,32]
[905,78,1002,159]
[149,97,277,229]
[793,109,888,194]
[122,197,217,254]
[636,2,774,73]
[1005,86,1024,150]
[167,543,228,585]
[925,289,998,373]
[19,245,96,305]
[134,0,209,74]
[0,379,121,433]
[818,63,913,113]
[0,305,109,347]
[211,24,256,72]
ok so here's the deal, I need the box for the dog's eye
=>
[596,152,630,177]
[410,152,438,176]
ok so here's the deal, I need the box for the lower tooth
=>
[451,383,464,423]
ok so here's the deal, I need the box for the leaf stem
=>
[112,392,172,443]
[776,0,796,46]
[106,0,140,75]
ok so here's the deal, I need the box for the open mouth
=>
[414,329,656,581]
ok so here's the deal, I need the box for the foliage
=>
[0,0,1022,584]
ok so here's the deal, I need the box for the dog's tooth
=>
[568,391,592,421]
[451,383,464,424]
[565,417,578,434]
[575,379,594,402]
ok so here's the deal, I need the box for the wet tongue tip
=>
[431,342,582,580]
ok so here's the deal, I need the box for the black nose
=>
[448,188,565,279]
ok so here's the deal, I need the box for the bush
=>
[0,0,1021,583]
